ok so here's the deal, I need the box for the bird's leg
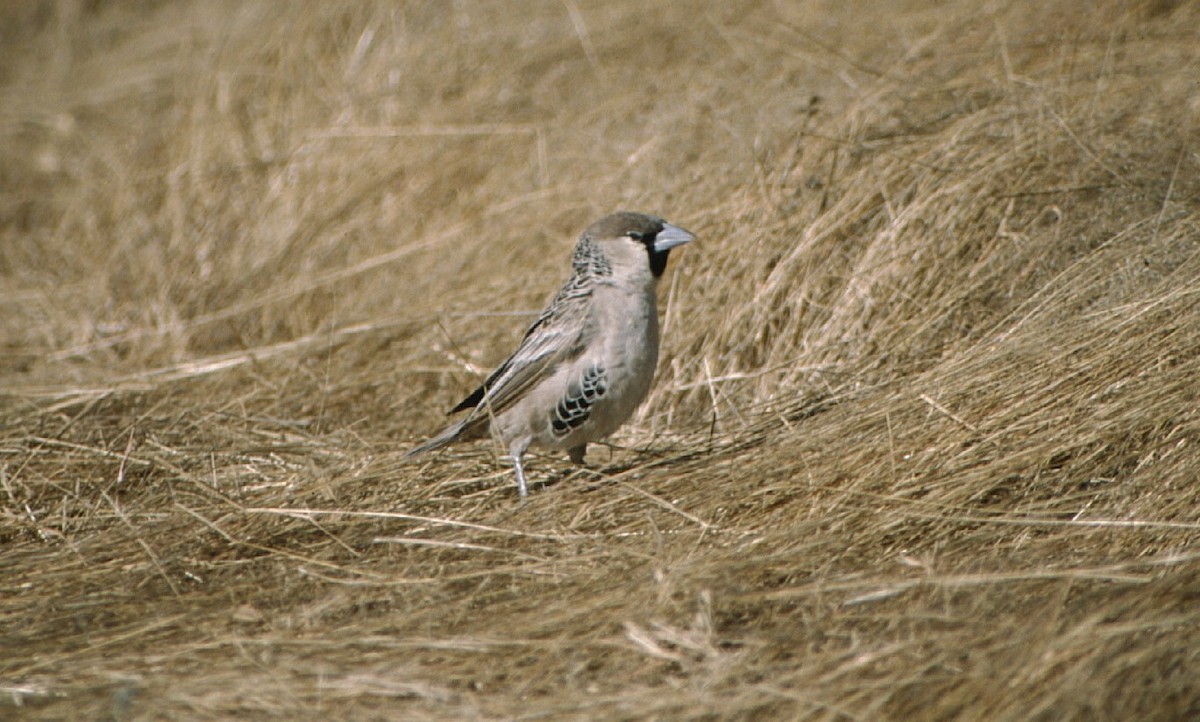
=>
[568,444,587,465]
[509,438,531,498]
[512,454,528,499]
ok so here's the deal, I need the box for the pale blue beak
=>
[652,223,696,252]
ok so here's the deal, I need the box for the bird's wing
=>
[451,274,594,423]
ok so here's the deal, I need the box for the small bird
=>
[407,211,695,497]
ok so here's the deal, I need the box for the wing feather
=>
[448,274,594,431]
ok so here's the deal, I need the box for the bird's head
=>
[582,211,695,279]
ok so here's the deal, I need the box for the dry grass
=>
[3,0,1200,719]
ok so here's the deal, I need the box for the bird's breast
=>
[518,283,661,450]
[590,286,659,410]
[593,284,658,362]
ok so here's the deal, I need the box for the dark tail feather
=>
[405,417,472,458]
[448,383,486,414]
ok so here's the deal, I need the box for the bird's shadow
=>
[533,462,615,495]
[525,445,679,496]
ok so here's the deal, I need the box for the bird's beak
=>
[653,223,696,252]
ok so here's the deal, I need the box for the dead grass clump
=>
[3,0,1200,719]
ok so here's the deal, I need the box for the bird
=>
[406,211,695,498]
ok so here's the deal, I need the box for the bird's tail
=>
[404,418,471,459]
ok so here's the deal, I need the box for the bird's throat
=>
[649,249,671,278]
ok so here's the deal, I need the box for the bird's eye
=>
[627,231,646,241]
